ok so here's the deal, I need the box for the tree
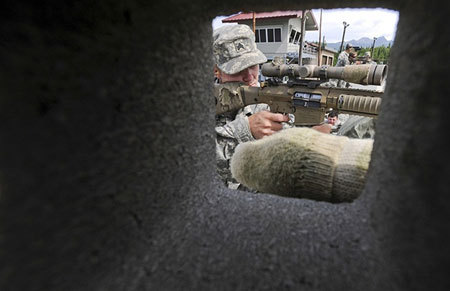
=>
[355,46,391,64]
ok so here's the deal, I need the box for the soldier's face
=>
[328,116,338,125]
[219,65,259,87]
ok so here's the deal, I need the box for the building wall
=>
[287,17,303,55]
[237,18,290,59]
[321,50,335,65]
[236,16,318,61]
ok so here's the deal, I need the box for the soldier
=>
[362,51,376,64]
[328,43,354,88]
[336,43,354,67]
[213,24,289,190]
[325,111,342,134]
[349,52,357,64]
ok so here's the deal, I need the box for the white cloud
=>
[306,8,399,42]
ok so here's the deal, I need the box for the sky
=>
[212,8,399,43]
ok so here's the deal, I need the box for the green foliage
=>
[331,45,391,66]
[357,46,391,64]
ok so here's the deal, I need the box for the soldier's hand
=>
[248,111,289,139]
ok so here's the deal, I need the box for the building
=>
[222,10,320,64]
[307,42,337,66]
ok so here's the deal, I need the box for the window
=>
[259,29,266,42]
[289,29,303,44]
[268,29,274,42]
[255,27,282,43]
[274,29,281,42]
[294,31,301,44]
[289,29,297,43]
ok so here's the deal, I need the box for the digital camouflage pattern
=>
[337,115,376,139]
[215,84,269,190]
[213,24,267,75]
[213,24,268,190]
[336,51,351,67]
[335,50,351,87]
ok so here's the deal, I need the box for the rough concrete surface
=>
[0,0,449,290]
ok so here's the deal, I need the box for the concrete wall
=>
[1,0,449,290]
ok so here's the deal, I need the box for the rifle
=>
[215,62,387,126]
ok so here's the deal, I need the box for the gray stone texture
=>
[0,1,449,290]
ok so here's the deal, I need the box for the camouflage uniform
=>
[214,83,293,189]
[216,102,269,190]
[362,51,377,65]
[334,51,351,88]
[213,24,268,190]
[336,51,351,67]
[337,115,376,139]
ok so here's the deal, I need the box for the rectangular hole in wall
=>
[212,8,398,198]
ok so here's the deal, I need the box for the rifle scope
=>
[261,63,387,86]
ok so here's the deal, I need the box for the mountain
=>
[325,36,393,51]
